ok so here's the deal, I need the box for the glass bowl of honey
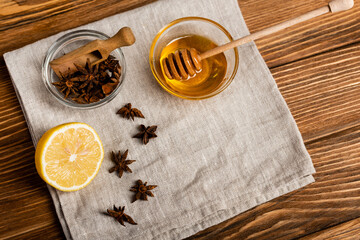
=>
[149,17,239,100]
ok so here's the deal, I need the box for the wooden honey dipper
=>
[162,0,354,81]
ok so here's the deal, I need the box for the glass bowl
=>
[149,17,239,100]
[42,30,126,109]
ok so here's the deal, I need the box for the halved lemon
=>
[35,122,104,191]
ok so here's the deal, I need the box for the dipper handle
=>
[329,0,354,12]
[199,0,354,60]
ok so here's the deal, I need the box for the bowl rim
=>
[42,29,126,109]
[149,16,239,100]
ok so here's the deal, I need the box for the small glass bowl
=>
[149,17,239,100]
[42,30,126,109]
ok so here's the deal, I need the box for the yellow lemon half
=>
[35,123,104,192]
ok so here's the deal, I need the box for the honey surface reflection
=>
[160,35,227,97]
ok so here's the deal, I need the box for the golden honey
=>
[160,35,227,97]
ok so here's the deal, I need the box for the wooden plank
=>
[300,218,360,240]
[0,60,62,239]
[0,188,64,240]
[188,125,360,239]
[238,0,360,68]
[273,42,360,141]
[0,0,359,239]
[7,225,65,240]
[0,0,156,55]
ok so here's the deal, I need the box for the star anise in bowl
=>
[52,70,80,99]
[74,59,99,93]
[51,55,122,106]
[44,30,127,109]
[99,55,121,73]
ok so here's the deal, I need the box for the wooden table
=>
[0,0,359,239]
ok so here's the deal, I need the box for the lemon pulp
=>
[35,123,104,191]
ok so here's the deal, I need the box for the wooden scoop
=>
[162,0,354,81]
[50,27,135,77]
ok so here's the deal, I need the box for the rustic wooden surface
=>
[0,0,359,239]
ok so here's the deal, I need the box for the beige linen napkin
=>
[4,0,315,239]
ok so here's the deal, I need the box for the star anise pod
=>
[133,125,157,145]
[53,55,121,104]
[107,205,137,226]
[110,70,121,83]
[52,70,80,99]
[117,103,145,121]
[99,56,120,73]
[74,58,99,93]
[102,82,118,95]
[130,180,157,203]
[109,150,136,178]
[71,96,87,104]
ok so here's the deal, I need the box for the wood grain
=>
[300,217,360,240]
[0,0,156,56]
[272,42,360,141]
[239,0,360,68]
[0,0,359,239]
